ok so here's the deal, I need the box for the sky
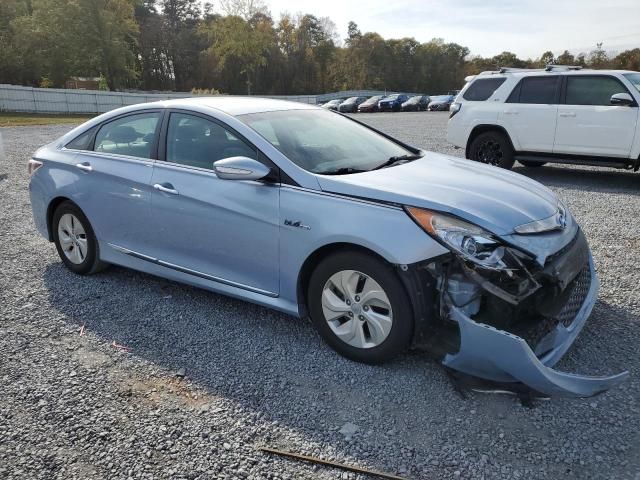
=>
[253,0,640,58]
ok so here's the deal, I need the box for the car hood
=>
[316,153,560,237]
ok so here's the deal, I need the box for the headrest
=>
[175,124,203,142]
[107,125,139,144]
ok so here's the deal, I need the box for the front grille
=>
[555,265,592,327]
[511,263,592,349]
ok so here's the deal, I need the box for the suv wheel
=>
[52,201,107,275]
[307,251,413,364]
[468,131,515,169]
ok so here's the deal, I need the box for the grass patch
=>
[0,112,94,127]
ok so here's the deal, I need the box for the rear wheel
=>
[52,201,106,275]
[307,251,413,364]
[519,160,547,167]
[468,131,515,169]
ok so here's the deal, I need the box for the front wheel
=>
[307,251,414,364]
[468,131,515,169]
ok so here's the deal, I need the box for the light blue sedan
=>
[28,97,627,397]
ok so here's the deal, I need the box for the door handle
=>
[153,183,179,195]
[502,110,519,115]
[75,162,92,172]
[559,112,576,117]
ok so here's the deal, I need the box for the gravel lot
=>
[1,112,639,480]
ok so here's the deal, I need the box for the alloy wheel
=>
[476,140,503,165]
[57,213,88,265]
[321,270,393,349]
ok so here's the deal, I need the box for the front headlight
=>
[406,207,508,269]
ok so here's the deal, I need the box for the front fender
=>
[278,186,448,314]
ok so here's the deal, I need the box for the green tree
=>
[556,50,575,65]
[612,48,640,71]
[538,50,555,67]
[160,0,202,91]
[201,14,271,94]
[588,42,610,69]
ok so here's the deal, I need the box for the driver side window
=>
[94,112,161,159]
[166,113,257,170]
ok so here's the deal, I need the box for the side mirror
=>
[213,157,271,181]
[610,92,635,106]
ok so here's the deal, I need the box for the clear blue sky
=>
[259,0,640,58]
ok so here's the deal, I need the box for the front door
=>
[554,75,638,158]
[148,111,280,295]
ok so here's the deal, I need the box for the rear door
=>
[500,75,561,152]
[554,75,638,158]
[70,110,162,254]
[147,110,280,296]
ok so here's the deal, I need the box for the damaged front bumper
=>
[412,232,629,397]
[441,255,629,398]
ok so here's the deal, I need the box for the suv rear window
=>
[463,78,506,101]
[508,76,560,104]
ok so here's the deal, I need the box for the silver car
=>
[28,97,627,397]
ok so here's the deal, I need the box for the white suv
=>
[447,66,640,171]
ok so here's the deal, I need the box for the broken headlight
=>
[406,207,509,270]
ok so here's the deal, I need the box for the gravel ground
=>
[1,112,639,480]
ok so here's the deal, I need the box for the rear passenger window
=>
[94,112,161,159]
[166,113,257,170]
[509,76,559,104]
[463,78,506,101]
[566,76,630,106]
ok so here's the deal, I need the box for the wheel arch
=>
[46,195,86,242]
[466,124,516,158]
[46,196,76,241]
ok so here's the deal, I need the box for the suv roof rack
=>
[497,67,543,74]
[544,64,583,71]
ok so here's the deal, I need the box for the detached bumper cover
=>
[442,257,629,397]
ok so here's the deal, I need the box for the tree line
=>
[1,0,639,95]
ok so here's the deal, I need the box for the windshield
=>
[344,97,358,104]
[623,73,640,93]
[385,95,400,100]
[408,96,421,103]
[430,95,452,102]
[239,109,415,174]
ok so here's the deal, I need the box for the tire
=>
[468,131,515,169]
[52,201,107,275]
[519,160,547,167]
[307,250,414,364]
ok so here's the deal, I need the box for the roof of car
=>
[146,96,320,116]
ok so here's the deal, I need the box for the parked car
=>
[447,66,640,171]
[401,95,431,111]
[338,96,369,113]
[321,99,342,111]
[357,95,385,113]
[378,94,410,112]
[29,97,627,397]
[428,95,455,111]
